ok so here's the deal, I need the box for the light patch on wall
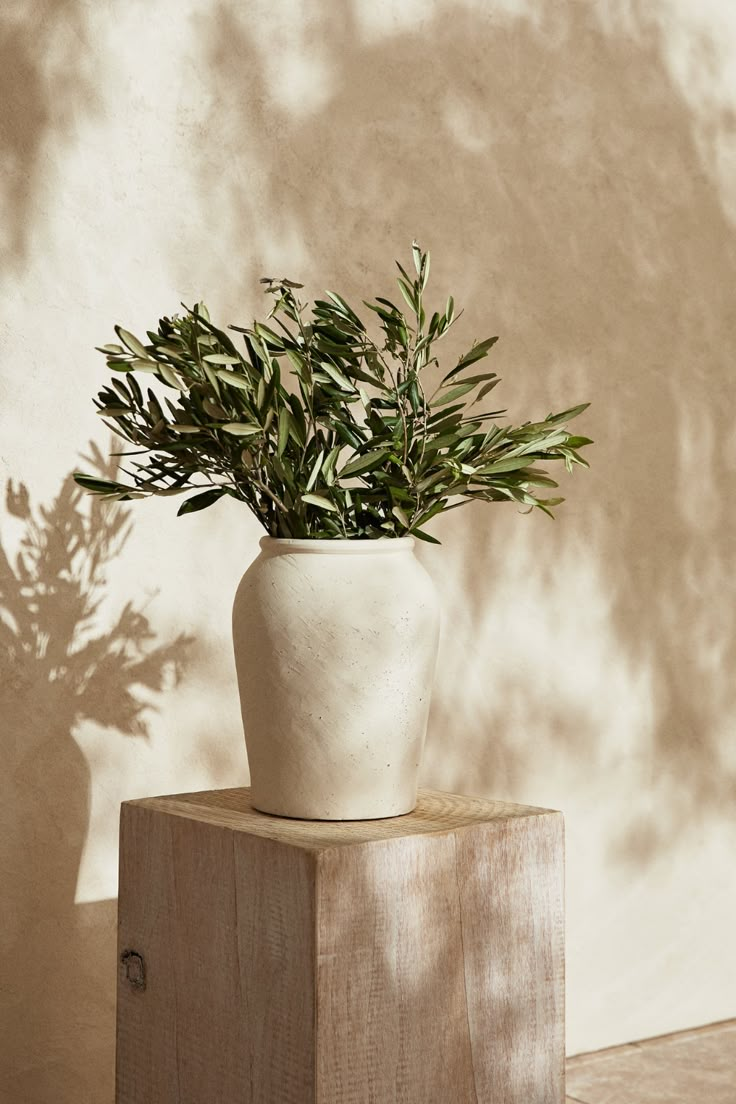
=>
[442,92,489,154]
[566,815,736,1052]
[255,220,312,280]
[429,523,657,792]
[674,392,720,534]
[351,0,443,40]
[635,0,736,225]
[265,48,335,116]
[236,0,336,116]
[351,0,541,43]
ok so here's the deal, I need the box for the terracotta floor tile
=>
[566,1020,736,1104]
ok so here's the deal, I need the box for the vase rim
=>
[259,536,416,554]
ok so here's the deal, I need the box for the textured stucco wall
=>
[2,0,736,1098]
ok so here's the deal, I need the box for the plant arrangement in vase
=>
[75,244,592,820]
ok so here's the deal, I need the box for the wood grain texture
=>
[454,812,565,1103]
[116,803,316,1103]
[116,805,180,1102]
[116,787,564,1103]
[316,832,480,1102]
[315,810,564,1104]
[129,786,549,848]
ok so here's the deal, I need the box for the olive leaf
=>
[302,493,338,513]
[177,487,227,515]
[221,423,262,436]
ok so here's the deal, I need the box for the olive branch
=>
[74,244,591,543]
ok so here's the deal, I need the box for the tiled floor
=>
[565,1019,736,1103]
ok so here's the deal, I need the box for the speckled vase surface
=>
[232,536,441,820]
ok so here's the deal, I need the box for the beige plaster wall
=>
[2,0,736,1098]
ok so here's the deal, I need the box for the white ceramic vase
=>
[232,536,441,820]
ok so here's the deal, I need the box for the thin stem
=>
[248,476,289,517]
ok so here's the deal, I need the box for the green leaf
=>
[203,353,241,364]
[479,456,535,474]
[97,343,125,355]
[416,468,448,493]
[363,300,398,324]
[444,336,498,380]
[563,435,594,448]
[428,403,466,424]
[428,432,462,449]
[454,371,499,385]
[396,261,413,286]
[203,398,228,419]
[542,403,590,427]
[396,278,416,313]
[322,444,342,486]
[253,322,285,348]
[349,365,384,388]
[286,393,307,444]
[420,249,430,291]
[277,407,291,458]
[130,357,161,374]
[249,334,271,364]
[392,504,410,527]
[285,348,307,373]
[411,526,441,545]
[414,501,446,526]
[474,379,501,403]
[324,291,364,329]
[305,448,325,492]
[157,363,186,390]
[301,493,338,513]
[96,405,132,416]
[339,449,389,478]
[216,368,251,391]
[427,410,463,436]
[73,473,123,494]
[433,381,479,407]
[319,361,354,391]
[177,487,226,515]
[221,422,263,436]
[127,374,143,405]
[332,421,365,449]
[115,326,149,359]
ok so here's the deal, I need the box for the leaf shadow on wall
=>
[0,1,97,270]
[0,444,192,1103]
[200,0,736,867]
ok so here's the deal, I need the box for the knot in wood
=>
[121,949,146,991]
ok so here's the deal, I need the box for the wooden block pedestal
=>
[116,788,564,1103]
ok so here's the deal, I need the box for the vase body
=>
[232,536,440,820]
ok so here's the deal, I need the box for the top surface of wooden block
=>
[126,787,558,852]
